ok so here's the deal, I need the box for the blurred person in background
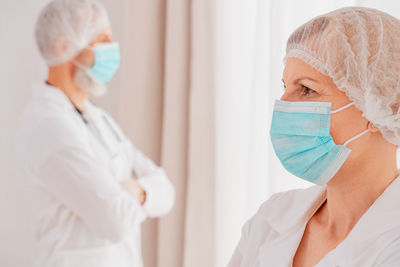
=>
[13,0,175,266]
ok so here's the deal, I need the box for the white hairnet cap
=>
[35,0,110,66]
[284,6,400,146]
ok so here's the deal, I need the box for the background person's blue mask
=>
[270,100,370,185]
[88,42,121,83]
[75,42,121,84]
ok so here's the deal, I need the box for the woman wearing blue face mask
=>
[13,1,175,266]
[229,7,400,267]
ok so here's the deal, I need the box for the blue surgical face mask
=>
[74,42,121,84]
[270,100,369,185]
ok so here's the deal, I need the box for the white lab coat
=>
[228,172,400,267]
[14,82,175,267]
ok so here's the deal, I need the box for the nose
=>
[280,92,289,101]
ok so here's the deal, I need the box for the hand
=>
[120,176,146,205]
[135,182,146,205]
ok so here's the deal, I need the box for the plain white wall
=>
[1,1,47,266]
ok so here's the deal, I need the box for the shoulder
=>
[14,104,87,171]
[18,103,83,144]
[256,185,322,218]
[242,185,323,238]
[233,187,321,262]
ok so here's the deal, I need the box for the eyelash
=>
[282,84,316,96]
[300,85,316,96]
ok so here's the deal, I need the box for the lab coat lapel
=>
[265,185,327,235]
[348,175,400,240]
[257,185,327,266]
[33,82,75,111]
[255,174,400,267]
[85,102,115,151]
[318,175,400,265]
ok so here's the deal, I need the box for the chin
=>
[74,68,108,97]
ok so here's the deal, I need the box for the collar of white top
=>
[32,82,93,113]
[265,171,400,239]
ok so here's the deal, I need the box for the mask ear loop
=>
[331,102,370,147]
[331,102,354,114]
[71,46,94,70]
[343,129,370,147]
[72,59,88,70]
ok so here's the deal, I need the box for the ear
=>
[73,47,94,68]
[367,121,379,133]
[53,36,69,58]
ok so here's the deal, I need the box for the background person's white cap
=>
[35,0,110,67]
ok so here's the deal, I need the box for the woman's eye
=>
[300,85,316,96]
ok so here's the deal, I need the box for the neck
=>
[320,140,398,238]
[47,63,90,112]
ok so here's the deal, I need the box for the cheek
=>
[329,110,366,145]
[330,115,350,145]
[76,49,95,67]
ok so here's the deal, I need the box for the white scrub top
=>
[14,82,175,267]
[228,172,400,267]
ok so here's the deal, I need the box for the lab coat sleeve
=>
[35,146,147,243]
[129,142,175,218]
[31,117,146,243]
[100,109,175,217]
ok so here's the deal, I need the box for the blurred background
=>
[1,0,400,267]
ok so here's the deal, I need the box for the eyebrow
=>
[281,77,319,84]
